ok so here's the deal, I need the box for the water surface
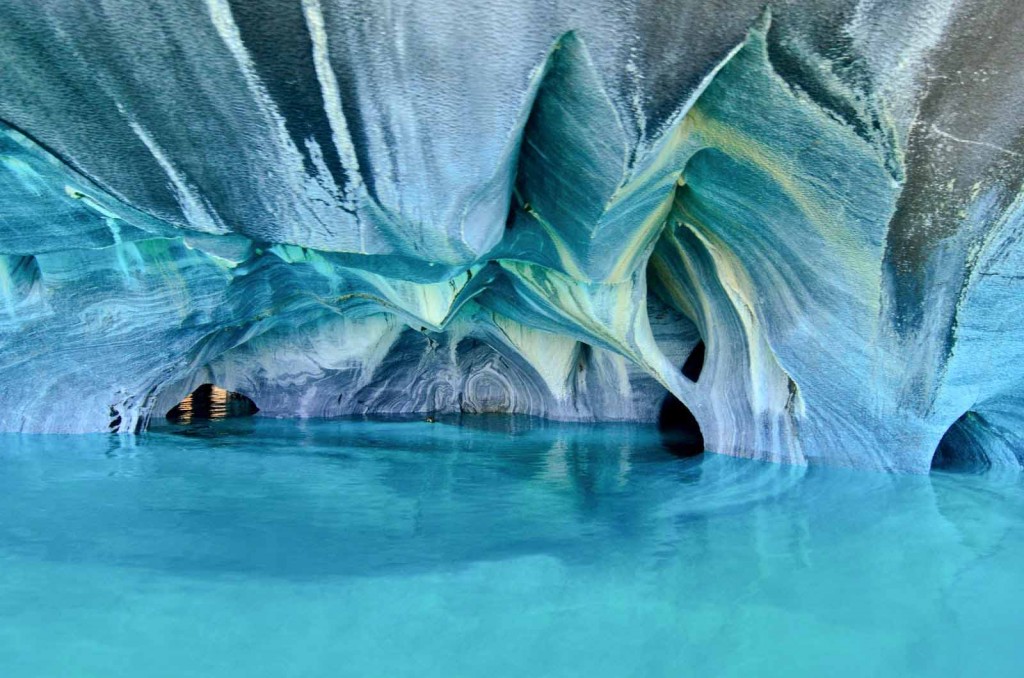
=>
[1,417,1021,677]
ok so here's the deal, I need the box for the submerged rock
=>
[0,0,1022,471]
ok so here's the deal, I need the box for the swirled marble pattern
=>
[1,1,1022,471]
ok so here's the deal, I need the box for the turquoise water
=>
[1,417,1022,677]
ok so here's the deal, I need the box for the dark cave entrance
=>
[655,339,707,457]
[166,384,259,424]
[658,345,706,458]
[930,411,989,472]
[681,340,705,382]
[658,393,705,458]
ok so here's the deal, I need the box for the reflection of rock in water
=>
[166,384,258,424]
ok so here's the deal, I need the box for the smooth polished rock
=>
[0,1,1022,472]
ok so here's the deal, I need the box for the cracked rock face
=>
[1,0,1022,472]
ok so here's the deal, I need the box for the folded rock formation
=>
[1,0,1022,472]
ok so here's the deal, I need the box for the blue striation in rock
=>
[1,0,1022,472]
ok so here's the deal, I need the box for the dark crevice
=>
[658,392,704,458]
[166,384,258,424]
[504,188,524,230]
[682,340,705,382]
[0,254,42,302]
[931,411,990,473]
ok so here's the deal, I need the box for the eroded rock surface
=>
[1,0,1022,471]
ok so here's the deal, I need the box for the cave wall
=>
[1,0,1022,472]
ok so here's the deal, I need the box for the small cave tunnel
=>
[656,340,707,457]
[930,411,990,473]
[658,393,705,458]
[166,384,259,424]
[658,344,706,457]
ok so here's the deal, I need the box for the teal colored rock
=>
[1,1,1022,472]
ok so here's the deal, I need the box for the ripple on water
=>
[0,416,1021,678]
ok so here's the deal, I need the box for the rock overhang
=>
[1,1,1022,473]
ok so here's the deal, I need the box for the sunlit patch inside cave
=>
[166,384,259,424]
[658,392,705,458]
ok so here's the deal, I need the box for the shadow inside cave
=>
[658,394,705,459]
[931,411,992,473]
[658,340,706,458]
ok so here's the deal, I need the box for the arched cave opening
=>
[166,384,259,424]
[658,392,705,458]
[930,411,990,472]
